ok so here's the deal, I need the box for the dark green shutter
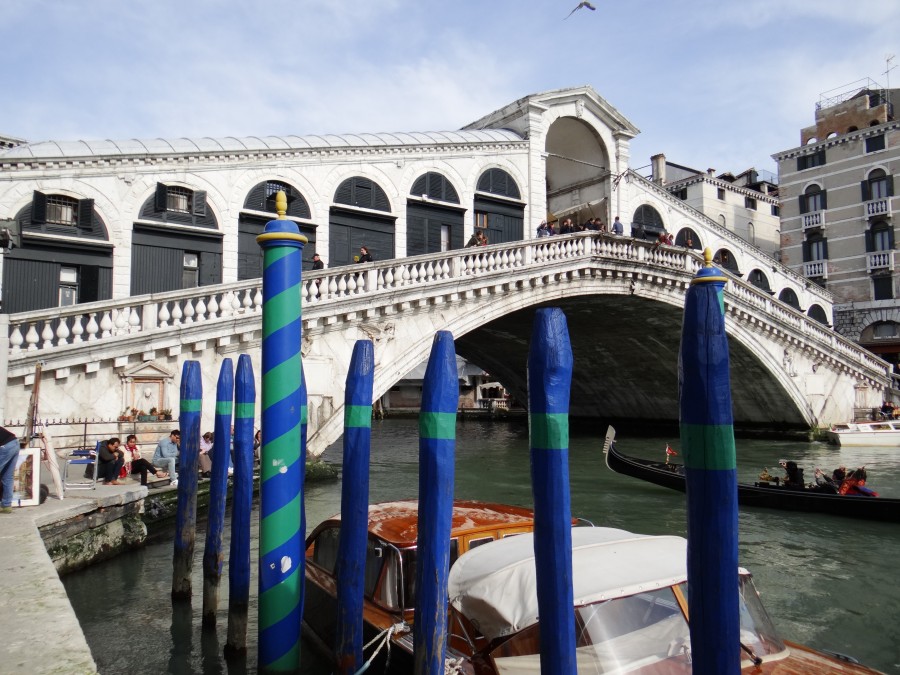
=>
[820,190,828,210]
[821,239,829,259]
[77,198,94,230]
[865,229,874,252]
[861,180,871,201]
[888,175,895,197]
[192,190,207,216]
[155,183,168,211]
[799,195,808,214]
[802,240,811,262]
[32,191,47,224]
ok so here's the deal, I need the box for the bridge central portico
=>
[2,223,890,455]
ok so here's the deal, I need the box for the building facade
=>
[774,85,899,370]
[0,86,646,315]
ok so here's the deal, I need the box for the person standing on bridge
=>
[357,246,373,263]
[612,216,624,235]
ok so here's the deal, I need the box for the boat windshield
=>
[490,587,692,673]
[487,577,787,672]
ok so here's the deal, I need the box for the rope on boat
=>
[353,622,409,675]
[444,657,465,674]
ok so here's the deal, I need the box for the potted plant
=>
[160,408,173,421]
[148,407,159,421]
[136,409,150,422]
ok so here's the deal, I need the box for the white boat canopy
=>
[447,527,688,641]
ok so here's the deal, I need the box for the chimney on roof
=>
[707,168,715,176]
[651,153,666,185]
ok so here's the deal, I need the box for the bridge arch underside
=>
[453,295,809,435]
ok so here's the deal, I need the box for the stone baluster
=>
[450,255,462,278]
[425,261,435,281]
[195,297,208,322]
[207,295,219,319]
[113,308,128,335]
[384,267,395,289]
[219,292,234,318]
[182,299,196,324]
[337,274,348,296]
[230,291,242,315]
[253,288,263,312]
[375,269,385,291]
[440,258,450,278]
[55,318,71,347]
[99,311,113,338]
[128,307,142,333]
[410,264,420,285]
[9,324,24,353]
[41,322,54,349]
[71,315,84,343]
[85,313,99,341]
[25,324,40,351]
[328,275,339,297]
[171,302,184,326]
[158,302,171,327]
[239,290,252,313]
[347,273,358,294]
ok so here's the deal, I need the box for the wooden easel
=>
[23,364,63,500]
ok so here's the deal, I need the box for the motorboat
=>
[446,527,883,673]
[826,420,900,447]
[604,437,900,523]
[302,499,540,672]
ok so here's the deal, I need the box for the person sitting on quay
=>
[126,434,168,486]
[152,429,180,488]
[99,437,125,486]
[199,431,214,478]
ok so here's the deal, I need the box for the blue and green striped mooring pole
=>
[225,354,256,659]
[202,358,234,626]
[256,191,307,673]
[528,308,575,674]
[335,339,374,674]
[680,248,740,674]
[413,331,458,675]
[172,360,202,602]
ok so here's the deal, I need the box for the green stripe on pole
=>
[529,413,569,450]
[266,645,301,673]
[344,405,372,428]
[181,399,202,413]
[681,423,737,471]
[418,411,456,440]
[235,402,254,418]
[263,290,301,326]
[215,401,233,415]
[265,357,302,402]
[258,567,301,624]
[262,495,303,550]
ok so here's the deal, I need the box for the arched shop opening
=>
[239,180,314,278]
[131,183,222,295]
[329,176,395,266]
[473,168,524,245]
[407,172,464,255]
[631,204,664,240]
[544,117,610,227]
[4,191,112,313]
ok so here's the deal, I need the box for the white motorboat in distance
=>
[826,420,900,447]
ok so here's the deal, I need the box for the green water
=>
[63,418,900,674]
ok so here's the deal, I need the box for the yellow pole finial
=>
[275,190,287,219]
[703,247,713,267]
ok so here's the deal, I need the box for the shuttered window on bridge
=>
[131,224,222,295]
[334,177,391,212]
[472,195,524,246]
[406,202,464,256]
[328,208,396,267]
[411,173,461,204]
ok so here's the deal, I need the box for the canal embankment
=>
[1,460,339,674]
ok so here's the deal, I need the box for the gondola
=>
[602,429,900,523]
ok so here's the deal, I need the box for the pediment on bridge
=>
[118,360,175,380]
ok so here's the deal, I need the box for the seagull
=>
[565,1,596,19]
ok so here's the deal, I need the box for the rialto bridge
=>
[1,229,890,456]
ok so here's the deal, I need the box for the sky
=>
[2,0,899,177]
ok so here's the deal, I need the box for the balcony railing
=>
[864,196,892,218]
[804,260,828,279]
[802,209,825,230]
[867,250,895,273]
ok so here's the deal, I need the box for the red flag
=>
[666,444,677,456]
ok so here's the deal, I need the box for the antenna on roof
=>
[884,55,896,117]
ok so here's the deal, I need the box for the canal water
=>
[63,418,900,674]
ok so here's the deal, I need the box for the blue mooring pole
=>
[413,331,458,675]
[202,358,234,626]
[680,249,740,674]
[528,308,575,674]
[225,354,256,659]
[257,191,306,673]
[298,362,308,583]
[335,340,374,674]
[172,360,202,602]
